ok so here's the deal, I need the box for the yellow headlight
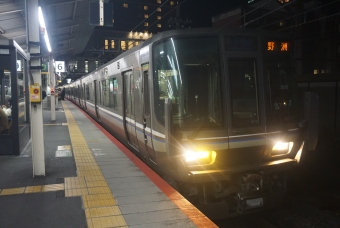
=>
[184,150,216,165]
[272,141,294,156]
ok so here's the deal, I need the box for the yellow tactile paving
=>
[41,184,64,192]
[0,187,25,195]
[85,206,122,219]
[65,188,89,197]
[86,181,108,188]
[62,101,128,228]
[88,216,128,228]
[83,198,117,209]
[65,177,87,189]
[24,186,42,193]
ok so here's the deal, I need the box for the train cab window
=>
[229,59,259,127]
[153,36,223,129]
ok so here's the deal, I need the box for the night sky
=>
[180,0,242,27]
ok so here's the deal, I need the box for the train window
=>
[86,83,90,101]
[101,80,106,106]
[265,53,298,124]
[153,36,223,129]
[143,70,150,116]
[229,59,259,127]
[109,78,118,110]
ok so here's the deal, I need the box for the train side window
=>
[108,78,118,110]
[101,80,110,107]
[229,59,259,127]
[86,83,90,101]
[143,70,150,116]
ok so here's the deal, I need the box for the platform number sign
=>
[55,61,65,73]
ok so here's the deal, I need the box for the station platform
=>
[0,99,217,228]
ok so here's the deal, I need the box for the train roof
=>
[72,27,291,84]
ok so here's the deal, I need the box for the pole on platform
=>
[50,55,55,121]
[27,0,45,176]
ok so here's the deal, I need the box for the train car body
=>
[65,28,318,219]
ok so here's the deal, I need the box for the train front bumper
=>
[188,158,297,183]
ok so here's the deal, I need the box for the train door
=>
[225,57,266,150]
[141,64,156,162]
[123,71,139,149]
[94,80,100,119]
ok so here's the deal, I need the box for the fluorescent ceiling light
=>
[38,6,52,52]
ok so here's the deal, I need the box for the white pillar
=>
[27,0,45,176]
[50,55,55,121]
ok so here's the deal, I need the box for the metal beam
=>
[0,2,25,15]
[50,24,79,30]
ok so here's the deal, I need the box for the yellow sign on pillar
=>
[30,83,41,103]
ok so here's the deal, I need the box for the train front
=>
[152,29,318,218]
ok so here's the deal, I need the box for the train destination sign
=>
[267,41,289,51]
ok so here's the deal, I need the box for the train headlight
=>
[272,141,294,156]
[184,150,216,165]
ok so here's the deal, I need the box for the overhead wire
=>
[240,0,298,28]
[256,0,340,29]
[277,12,340,31]
[222,0,272,28]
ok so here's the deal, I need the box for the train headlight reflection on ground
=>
[184,150,216,165]
[272,141,293,156]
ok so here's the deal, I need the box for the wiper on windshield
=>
[188,117,206,140]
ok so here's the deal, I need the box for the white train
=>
[65,27,318,219]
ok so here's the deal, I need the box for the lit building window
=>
[95,61,98,70]
[123,3,128,8]
[135,41,139,46]
[104,39,109,50]
[75,61,78,70]
[157,8,161,12]
[144,6,148,10]
[170,1,174,6]
[278,0,290,3]
[157,0,161,3]
[112,19,114,24]
[157,15,161,20]
[313,69,318,74]
[85,60,88,73]
[111,40,115,49]
[157,23,161,28]
[144,14,148,19]
[121,41,126,51]
[128,41,133,49]
[144,22,148,26]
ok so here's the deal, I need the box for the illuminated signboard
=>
[267,41,289,51]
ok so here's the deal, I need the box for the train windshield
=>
[153,36,223,129]
[265,52,299,125]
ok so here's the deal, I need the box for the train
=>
[64,27,319,219]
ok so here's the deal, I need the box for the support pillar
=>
[27,0,45,176]
[50,55,55,121]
